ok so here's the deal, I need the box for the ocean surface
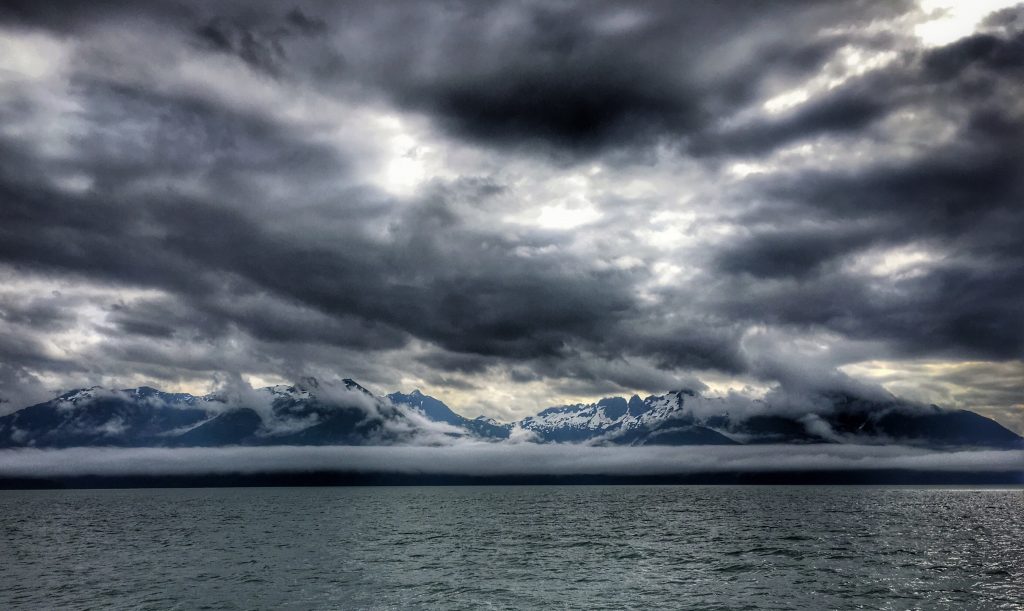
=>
[1,486,1021,610]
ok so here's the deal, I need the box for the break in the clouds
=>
[0,1,1021,428]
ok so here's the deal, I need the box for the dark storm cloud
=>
[0,293,75,331]
[847,265,1024,360]
[195,17,289,76]
[193,7,331,77]
[0,0,193,33]
[284,8,327,36]
[0,153,637,363]
[690,93,892,158]
[615,324,748,375]
[0,70,642,383]
[708,261,1024,363]
[761,112,1024,230]
[0,0,1021,421]
[0,363,48,413]
[694,14,1024,158]
[0,290,84,411]
[705,15,1024,364]
[337,0,912,157]
[923,29,1024,78]
[0,0,904,157]
[713,225,881,279]
[0,0,992,161]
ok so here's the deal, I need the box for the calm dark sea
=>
[1,486,1021,610]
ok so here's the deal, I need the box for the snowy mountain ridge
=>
[1,378,1020,449]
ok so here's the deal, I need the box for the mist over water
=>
[3,445,1023,480]
[2,486,1022,610]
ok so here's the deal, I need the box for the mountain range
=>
[0,378,1020,449]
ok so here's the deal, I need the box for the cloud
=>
[0,0,1020,429]
[339,1,912,157]
[0,444,1020,479]
[0,362,49,415]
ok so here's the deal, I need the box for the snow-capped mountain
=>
[513,388,1023,448]
[0,378,472,448]
[515,390,734,445]
[0,379,1020,449]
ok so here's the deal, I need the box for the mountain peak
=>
[56,386,103,404]
[342,378,372,394]
[627,394,648,417]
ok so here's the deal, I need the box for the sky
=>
[0,0,1021,431]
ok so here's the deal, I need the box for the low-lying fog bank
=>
[2,444,1022,482]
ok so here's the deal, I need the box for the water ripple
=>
[1,486,1022,610]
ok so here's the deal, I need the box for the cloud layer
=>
[0,1,1021,427]
[2,444,1022,480]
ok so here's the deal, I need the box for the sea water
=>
[1,486,1021,610]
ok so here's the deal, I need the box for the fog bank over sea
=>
[2,444,1022,481]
